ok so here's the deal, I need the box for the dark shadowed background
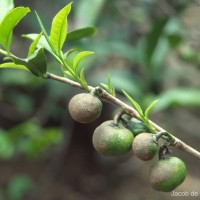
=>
[0,0,200,199]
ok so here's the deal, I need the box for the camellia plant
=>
[0,0,200,192]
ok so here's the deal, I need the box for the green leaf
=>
[63,49,77,69]
[27,32,43,56]
[100,74,116,96]
[100,83,109,91]
[0,0,14,23]
[0,62,29,71]
[64,49,77,58]
[0,7,30,51]
[23,33,52,53]
[12,48,47,77]
[107,74,116,96]
[112,87,116,97]
[73,51,94,72]
[23,33,62,64]
[34,12,63,64]
[144,99,159,120]
[50,3,72,54]
[35,12,52,48]
[101,83,116,97]
[122,90,144,117]
[66,27,96,41]
[80,68,88,87]
[107,74,111,88]
[63,70,75,79]
[27,48,47,76]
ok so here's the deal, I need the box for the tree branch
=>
[46,72,200,160]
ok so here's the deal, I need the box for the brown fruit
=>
[68,93,102,123]
[132,133,158,161]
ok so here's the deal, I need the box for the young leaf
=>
[0,0,14,23]
[27,32,43,56]
[80,68,88,88]
[62,49,77,70]
[23,33,52,53]
[64,49,77,58]
[100,74,116,96]
[144,100,159,120]
[63,49,78,67]
[108,74,116,96]
[35,12,63,64]
[66,27,96,41]
[23,33,62,64]
[107,73,111,88]
[50,3,72,55]
[0,7,30,51]
[112,87,116,97]
[0,62,29,71]
[35,12,52,47]
[73,51,94,72]
[63,70,75,79]
[101,83,116,97]
[122,90,144,117]
[100,83,109,91]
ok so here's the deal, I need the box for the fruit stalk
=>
[46,72,200,160]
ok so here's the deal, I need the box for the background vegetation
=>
[0,0,200,199]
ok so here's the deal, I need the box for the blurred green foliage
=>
[0,121,63,159]
[8,121,63,159]
[7,174,34,200]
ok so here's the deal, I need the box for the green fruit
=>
[132,133,158,161]
[149,156,187,192]
[68,93,102,123]
[92,120,134,156]
[127,118,147,136]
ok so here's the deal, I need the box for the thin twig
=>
[46,72,200,160]
[0,49,8,56]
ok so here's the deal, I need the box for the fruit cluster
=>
[68,92,187,192]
